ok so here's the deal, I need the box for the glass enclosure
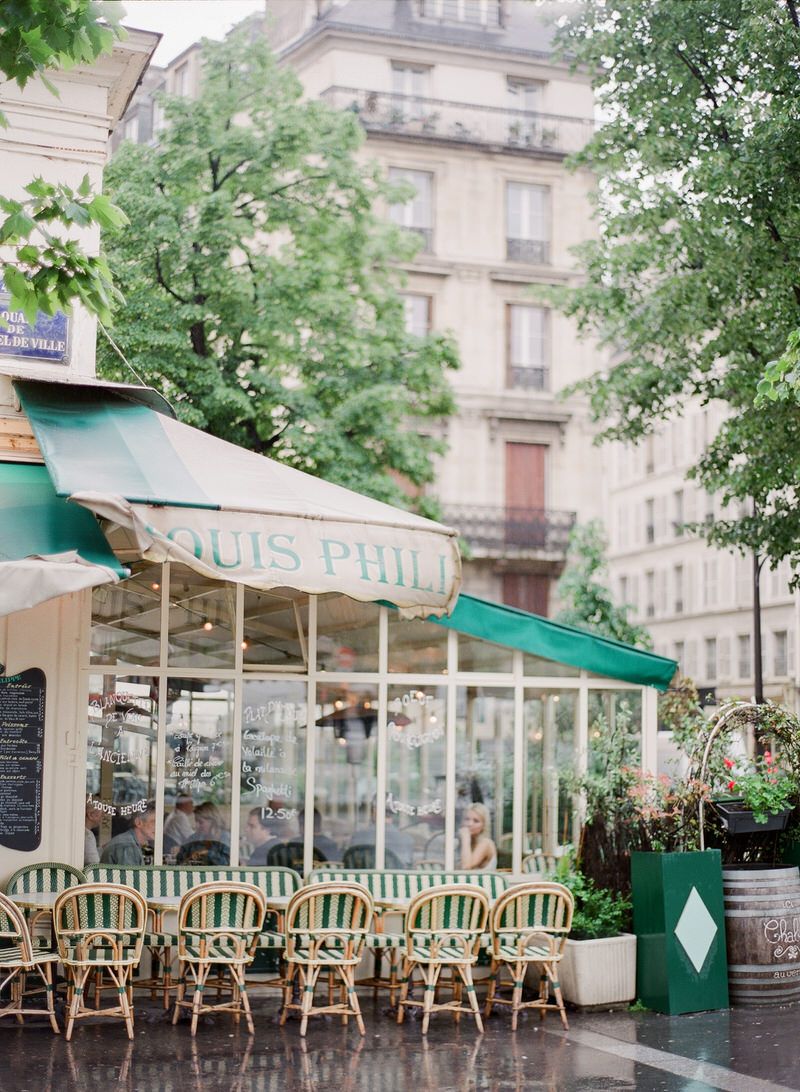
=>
[83,563,652,871]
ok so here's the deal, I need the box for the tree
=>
[97,32,458,511]
[555,521,653,648]
[551,0,800,580]
[0,1,127,324]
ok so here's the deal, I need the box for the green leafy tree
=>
[555,520,652,648]
[0,1,127,323]
[97,32,458,509]
[551,0,800,579]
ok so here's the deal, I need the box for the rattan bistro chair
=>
[484,881,573,1030]
[54,883,147,1041]
[172,881,266,1037]
[0,891,60,1032]
[397,884,490,1035]
[280,882,373,1037]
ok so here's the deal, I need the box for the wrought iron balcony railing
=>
[321,87,594,158]
[508,365,549,391]
[441,505,576,556]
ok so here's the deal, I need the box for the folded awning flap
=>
[16,380,462,617]
[0,463,125,617]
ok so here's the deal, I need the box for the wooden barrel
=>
[723,865,800,1005]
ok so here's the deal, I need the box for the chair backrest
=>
[54,883,147,962]
[6,862,86,896]
[405,884,490,952]
[85,865,301,900]
[285,882,373,947]
[342,844,403,869]
[490,881,574,954]
[521,852,560,878]
[178,882,266,949]
[0,891,35,962]
[267,841,328,870]
[308,867,508,905]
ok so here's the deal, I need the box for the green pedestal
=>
[631,849,729,1015]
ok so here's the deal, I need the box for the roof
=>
[428,593,678,690]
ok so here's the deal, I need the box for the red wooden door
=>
[505,443,547,547]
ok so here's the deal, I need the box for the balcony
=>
[441,505,576,559]
[508,365,549,392]
[322,87,594,159]
[506,238,549,264]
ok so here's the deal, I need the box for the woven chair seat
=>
[495,941,555,962]
[411,942,477,963]
[256,931,284,950]
[364,932,403,949]
[0,945,58,967]
[60,945,142,965]
[179,941,251,964]
[143,932,177,947]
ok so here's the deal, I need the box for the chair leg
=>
[65,967,90,1043]
[341,965,365,1036]
[484,960,499,1018]
[460,964,483,1034]
[511,961,524,1032]
[232,965,254,1035]
[191,964,210,1037]
[300,966,320,1038]
[396,959,412,1025]
[118,969,135,1041]
[280,962,297,1026]
[549,967,569,1030]
[38,963,60,1034]
[172,961,186,1025]
[421,963,440,1035]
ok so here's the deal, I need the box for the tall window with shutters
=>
[401,293,432,337]
[507,304,548,390]
[506,182,549,264]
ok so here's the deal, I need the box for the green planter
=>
[631,849,729,1014]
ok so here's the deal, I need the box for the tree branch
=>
[154,250,190,304]
[786,0,800,29]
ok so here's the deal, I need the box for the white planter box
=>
[557,933,637,1007]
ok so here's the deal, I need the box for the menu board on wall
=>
[0,668,46,851]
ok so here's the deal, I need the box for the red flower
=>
[728,780,737,791]
[764,751,772,761]
[723,757,734,770]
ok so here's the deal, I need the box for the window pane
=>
[387,685,447,866]
[456,687,514,868]
[163,680,234,864]
[238,680,307,864]
[242,588,308,669]
[91,563,162,667]
[389,168,433,228]
[524,690,577,858]
[401,294,431,337]
[388,613,448,673]
[522,653,579,677]
[588,690,642,774]
[85,675,158,866]
[316,595,380,672]
[457,635,513,673]
[167,566,235,669]
[314,683,378,862]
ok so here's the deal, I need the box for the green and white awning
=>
[14,380,461,619]
[0,462,126,614]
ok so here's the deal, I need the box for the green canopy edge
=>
[420,593,677,690]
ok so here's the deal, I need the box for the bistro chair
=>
[0,891,60,1033]
[397,884,489,1035]
[342,845,403,869]
[266,841,328,871]
[484,881,573,1030]
[54,882,147,1041]
[280,881,373,1037]
[172,881,266,1036]
[6,863,86,940]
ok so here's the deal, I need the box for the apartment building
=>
[115,0,605,616]
[607,403,800,709]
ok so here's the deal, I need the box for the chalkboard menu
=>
[0,668,46,851]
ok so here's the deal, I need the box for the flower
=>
[723,757,735,770]
[719,753,795,824]
[728,780,736,791]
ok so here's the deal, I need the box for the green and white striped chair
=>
[397,883,489,1035]
[280,882,373,1037]
[54,883,148,1041]
[0,891,60,1033]
[6,862,86,897]
[172,881,266,1036]
[484,881,573,1030]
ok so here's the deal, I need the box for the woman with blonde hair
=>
[459,802,497,870]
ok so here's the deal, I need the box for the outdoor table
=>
[9,891,61,935]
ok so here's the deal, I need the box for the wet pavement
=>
[1,993,798,1092]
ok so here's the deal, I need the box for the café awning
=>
[0,462,126,615]
[15,379,461,619]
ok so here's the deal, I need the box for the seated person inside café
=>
[99,802,156,865]
[298,807,340,863]
[347,797,415,867]
[84,798,103,866]
[176,801,230,864]
[163,794,195,857]
[244,806,282,865]
[459,802,497,870]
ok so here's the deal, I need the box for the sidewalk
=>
[1,994,797,1092]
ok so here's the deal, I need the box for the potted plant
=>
[713,751,794,833]
[556,870,636,1008]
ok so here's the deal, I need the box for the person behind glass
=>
[84,799,103,866]
[348,797,415,867]
[459,802,498,870]
[245,807,281,865]
[177,801,230,864]
[163,794,195,857]
[298,807,339,863]
[100,802,156,865]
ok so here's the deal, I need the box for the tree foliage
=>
[98,32,458,509]
[0,1,126,323]
[552,0,800,577]
[555,520,653,648]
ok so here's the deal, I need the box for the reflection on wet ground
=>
[2,994,800,1092]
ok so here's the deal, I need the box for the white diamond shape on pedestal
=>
[674,886,718,974]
